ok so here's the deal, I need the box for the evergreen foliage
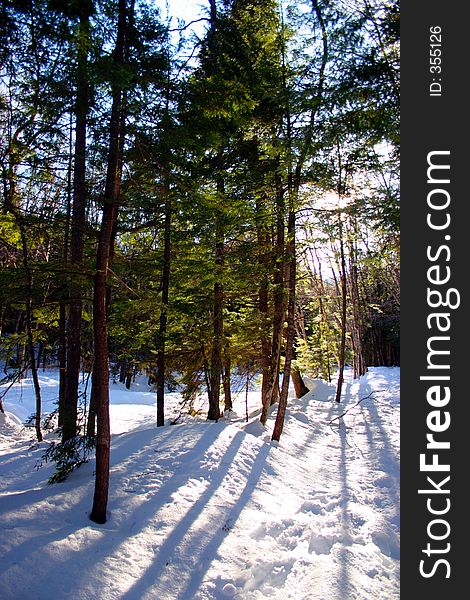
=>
[41,435,96,484]
[0,0,399,520]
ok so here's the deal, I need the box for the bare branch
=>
[168,18,210,33]
[327,391,376,425]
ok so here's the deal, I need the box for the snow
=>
[0,367,399,599]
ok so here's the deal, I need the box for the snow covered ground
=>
[0,367,400,599]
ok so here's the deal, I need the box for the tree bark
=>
[272,208,295,441]
[223,351,232,412]
[58,119,73,427]
[125,367,132,390]
[260,168,285,425]
[86,380,97,437]
[349,236,366,378]
[62,6,90,442]
[89,175,117,525]
[255,197,271,416]
[313,250,332,381]
[90,0,130,525]
[270,0,328,435]
[291,366,309,398]
[335,215,348,403]
[156,150,171,426]
[20,225,42,442]
[6,173,42,439]
[208,206,224,421]
[292,305,310,397]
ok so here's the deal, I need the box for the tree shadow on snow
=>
[334,374,400,597]
[358,379,400,521]
[0,423,237,598]
[119,430,271,600]
[336,414,353,599]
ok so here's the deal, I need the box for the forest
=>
[0,0,399,578]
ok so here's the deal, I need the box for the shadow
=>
[0,481,80,515]
[0,422,229,599]
[359,382,399,470]
[1,369,400,599]
[343,380,353,403]
[358,379,400,522]
[0,511,88,574]
[322,369,399,596]
[119,429,264,599]
[0,448,44,478]
[178,443,271,599]
[336,416,353,598]
[109,425,178,467]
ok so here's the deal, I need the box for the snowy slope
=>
[0,368,399,599]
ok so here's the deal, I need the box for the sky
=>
[154,0,207,29]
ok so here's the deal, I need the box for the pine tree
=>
[90,0,134,525]
[62,0,93,443]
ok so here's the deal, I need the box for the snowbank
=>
[0,367,399,599]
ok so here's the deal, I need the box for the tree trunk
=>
[272,208,296,441]
[19,223,42,442]
[86,380,97,437]
[125,367,132,390]
[291,366,309,398]
[205,4,223,422]
[156,160,171,427]
[255,197,271,415]
[89,177,118,523]
[292,306,310,397]
[17,338,25,381]
[90,0,130,525]
[223,351,232,412]
[349,239,366,378]
[270,0,324,433]
[208,206,223,421]
[6,170,42,439]
[335,215,348,403]
[62,6,90,443]
[58,118,73,427]
[119,359,127,383]
[313,250,332,382]
[36,342,43,373]
[260,169,285,425]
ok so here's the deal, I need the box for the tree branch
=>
[327,391,376,425]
